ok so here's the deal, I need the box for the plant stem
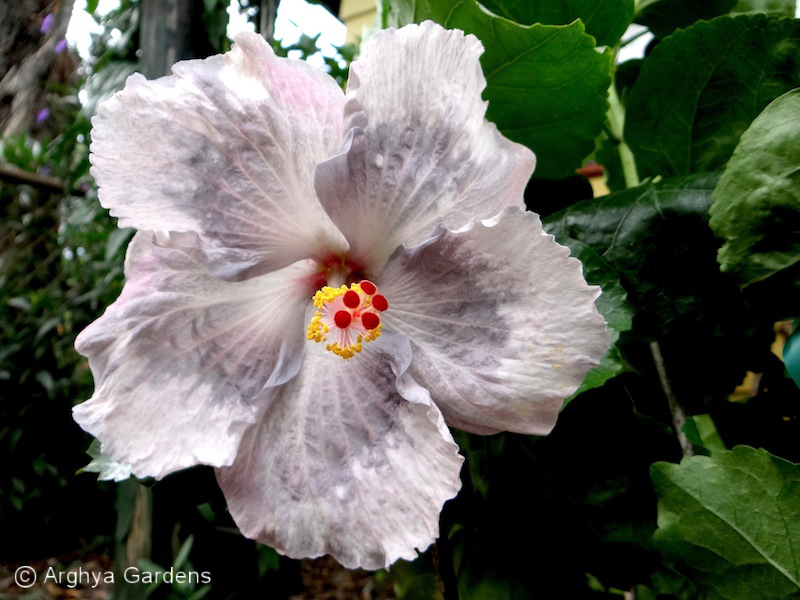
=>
[650,341,694,457]
[606,83,640,189]
[0,164,84,195]
[620,28,649,48]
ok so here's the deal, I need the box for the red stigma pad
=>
[334,310,352,329]
[359,280,377,295]
[361,312,380,330]
[343,290,360,308]
[371,294,389,312]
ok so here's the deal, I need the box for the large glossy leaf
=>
[732,0,797,16]
[387,0,613,179]
[543,173,773,405]
[555,237,633,400]
[543,173,721,327]
[634,0,736,38]
[709,89,800,288]
[625,15,800,178]
[651,446,800,599]
[478,0,635,47]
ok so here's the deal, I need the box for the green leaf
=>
[691,414,727,453]
[454,431,506,498]
[554,238,633,399]
[387,0,613,179]
[709,89,800,288]
[85,0,100,14]
[543,173,774,404]
[6,296,31,312]
[196,502,215,523]
[478,0,635,47]
[82,60,138,117]
[105,227,134,261]
[203,6,230,53]
[389,557,442,600]
[651,446,800,599]
[625,15,800,178]
[81,438,132,481]
[682,414,727,455]
[173,534,194,571]
[458,572,528,600]
[634,0,736,38]
[257,546,281,576]
[35,371,54,394]
[187,586,212,600]
[732,0,797,16]
[543,172,720,328]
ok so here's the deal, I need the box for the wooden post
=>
[139,0,216,79]
[258,0,278,42]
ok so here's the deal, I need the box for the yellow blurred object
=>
[340,0,376,44]
[729,371,762,403]
[577,163,609,198]
[589,174,610,197]
[728,321,794,403]
[772,320,793,360]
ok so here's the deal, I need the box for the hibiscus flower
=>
[73,21,609,569]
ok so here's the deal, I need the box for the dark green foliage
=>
[634,0,737,38]
[652,447,800,599]
[732,0,797,16]
[625,15,800,178]
[710,90,800,292]
[544,174,776,410]
[478,0,636,46]
[0,117,121,559]
[0,0,150,558]
[392,379,690,597]
[387,0,613,179]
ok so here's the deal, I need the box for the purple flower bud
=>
[40,13,53,34]
[36,108,50,124]
[55,39,68,54]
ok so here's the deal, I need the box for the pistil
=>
[306,280,389,359]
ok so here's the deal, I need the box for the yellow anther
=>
[312,285,346,309]
[306,283,384,360]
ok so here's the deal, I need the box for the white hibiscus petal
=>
[73,232,320,479]
[377,207,610,436]
[90,32,348,280]
[216,334,463,570]
[314,20,535,272]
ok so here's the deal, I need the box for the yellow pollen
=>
[306,282,384,360]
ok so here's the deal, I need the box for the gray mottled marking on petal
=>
[90,32,348,281]
[73,233,317,479]
[217,336,463,569]
[378,207,610,436]
[315,22,534,272]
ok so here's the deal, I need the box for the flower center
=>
[306,280,389,359]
